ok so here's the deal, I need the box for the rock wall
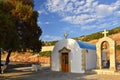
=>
[1,52,50,65]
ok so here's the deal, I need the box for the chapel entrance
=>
[59,47,71,72]
[61,53,69,72]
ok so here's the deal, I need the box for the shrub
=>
[39,51,51,57]
[116,45,120,50]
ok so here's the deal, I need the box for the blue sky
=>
[34,0,120,41]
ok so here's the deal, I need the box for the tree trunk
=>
[5,50,12,65]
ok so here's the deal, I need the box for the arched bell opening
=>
[101,41,110,69]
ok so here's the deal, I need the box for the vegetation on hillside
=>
[74,26,120,42]
[79,32,103,41]
[42,26,120,46]
[39,51,51,57]
[109,27,120,35]
[42,41,58,46]
[116,45,120,50]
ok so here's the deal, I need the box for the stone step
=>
[92,69,120,75]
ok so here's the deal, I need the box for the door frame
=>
[59,47,71,72]
[61,52,69,72]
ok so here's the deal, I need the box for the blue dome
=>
[77,41,96,50]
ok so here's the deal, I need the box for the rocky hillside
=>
[1,52,50,66]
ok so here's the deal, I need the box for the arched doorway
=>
[59,47,71,72]
[101,41,110,68]
[96,37,116,71]
[61,52,69,72]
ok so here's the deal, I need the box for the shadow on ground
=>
[1,65,120,80]
[0,66,96,80]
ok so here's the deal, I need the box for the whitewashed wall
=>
[51,39,85,73]
[86,49,96,70]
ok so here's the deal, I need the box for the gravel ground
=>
[1,67,120,80]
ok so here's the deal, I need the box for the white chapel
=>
[51,38,96,73]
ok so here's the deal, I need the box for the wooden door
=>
[61,53,69,72]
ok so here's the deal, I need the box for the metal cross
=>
[102,29,108,37]
[64,33,69,39]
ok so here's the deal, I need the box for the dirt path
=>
[1,67,120,80]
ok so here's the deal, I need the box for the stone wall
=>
[1,52,50,65]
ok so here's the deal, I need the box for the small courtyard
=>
[1,65,120,80]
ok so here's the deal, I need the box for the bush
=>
[39,51,51,57]
[116,45,120,50]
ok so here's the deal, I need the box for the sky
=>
[34,0,120,41]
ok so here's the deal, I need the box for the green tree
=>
[0,0,20,73]
[0,0,42,73]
